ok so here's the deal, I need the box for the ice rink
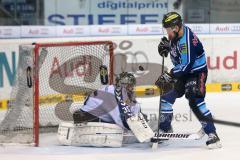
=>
[0,92,240,160]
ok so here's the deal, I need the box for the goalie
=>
[58,72,154,147]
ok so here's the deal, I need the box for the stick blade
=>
[151,142,158,150]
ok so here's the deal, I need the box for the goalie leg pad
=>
[57,122,124,147]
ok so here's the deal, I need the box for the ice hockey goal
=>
[0,41,114,146]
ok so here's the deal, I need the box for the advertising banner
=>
[0,35,240,101]
[0,26,21,38]
[90,25,128,36]
[128,24,163,35]
[1,24,240,39]
[21,26,57,38]
[56,25,90,37]
[44,0,170,25]
[210,24,240,34]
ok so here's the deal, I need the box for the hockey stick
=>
[151,129,205,143]
[152,56,165,149]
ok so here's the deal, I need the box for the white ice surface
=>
[0,92,240,160]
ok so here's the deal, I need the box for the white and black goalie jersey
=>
[80,85,140,129]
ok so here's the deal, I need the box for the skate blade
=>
[207,141,222,149]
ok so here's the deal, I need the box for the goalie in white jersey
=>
[58,72,154,147]
[73,72,139,127]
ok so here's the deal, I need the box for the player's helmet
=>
[162,12,182,28]
[115,72,136,91]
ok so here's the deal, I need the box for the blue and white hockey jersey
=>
[170,25,208,78]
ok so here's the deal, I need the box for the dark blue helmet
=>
[162,12,182,28]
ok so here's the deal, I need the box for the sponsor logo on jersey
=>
[192,34,198,46]
[180,43,187,53]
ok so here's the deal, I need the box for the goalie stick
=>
[152,55,165,149]
[151,129,205,143]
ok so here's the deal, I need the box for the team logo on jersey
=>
[192,34,198,46]
[180,43,187,53]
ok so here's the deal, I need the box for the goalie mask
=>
[116,72,136,92]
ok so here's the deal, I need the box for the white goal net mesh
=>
[0,41,114,145]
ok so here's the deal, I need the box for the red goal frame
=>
[33,41,114,146]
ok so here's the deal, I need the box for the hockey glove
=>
[158,36,170,57]
[155,71,176,88]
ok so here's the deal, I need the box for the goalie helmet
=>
[115,72,136,91]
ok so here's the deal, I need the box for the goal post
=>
[0,41,114,146]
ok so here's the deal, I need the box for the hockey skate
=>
[206,133,222,149]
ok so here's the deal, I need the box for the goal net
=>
[0,41,114,146]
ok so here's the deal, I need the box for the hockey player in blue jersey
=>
[155,12,222,149]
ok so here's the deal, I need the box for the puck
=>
[139,66,144,71]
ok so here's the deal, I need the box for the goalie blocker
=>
[126,113,154,143]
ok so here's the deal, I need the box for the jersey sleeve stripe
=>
[182,27,191,72]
